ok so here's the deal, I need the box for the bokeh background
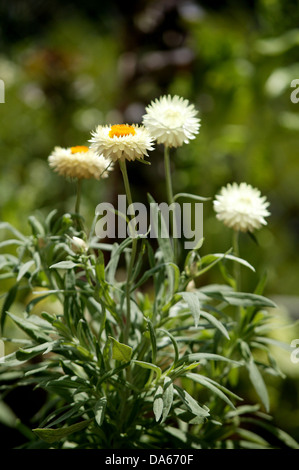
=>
[0,0,298,447]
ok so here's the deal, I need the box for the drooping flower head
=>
[48,145,113,180]
[89,124,154,162]
[142,94,201,148]
[213,182,270,233]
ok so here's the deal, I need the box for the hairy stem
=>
[75,179,82,215]
[233,230,241,292]
[119,159,137,345]
[164,146,178,262]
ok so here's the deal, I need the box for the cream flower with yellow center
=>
[48,145,113,180]
[89,124,154,162]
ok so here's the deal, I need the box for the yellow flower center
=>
[109,124,136,138]
[71,146,89,154]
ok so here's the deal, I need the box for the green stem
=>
[233,230,240,292]
[164,146,178,262]
[233,229,242,325]
[164,146,173,205]
[119,159,137,345]
[75,179,82,215]
[119,159,133,208]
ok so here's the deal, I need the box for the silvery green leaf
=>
[94,397,107,427]
[153,385,163,422]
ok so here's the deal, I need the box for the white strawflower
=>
[48,146,113,180]
[213,182,270,232]
[142,94,201,147]
[89,124,154,162]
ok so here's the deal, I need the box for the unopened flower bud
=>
[71,236,88,253]
[186,280,196,292]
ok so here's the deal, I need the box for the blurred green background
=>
[0,0,299,446]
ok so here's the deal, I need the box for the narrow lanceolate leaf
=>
[158,328,179,365]
[7,312,51,343]
[240,417,299,449]
[1,283,19,333]
[109,336,132,362]
[106,238,133,283]
[28,215,45,237]
[173,192,210,202]
[94,397,107,427]
[132,360,162,382]
[0,239,24,248]
[201,289,277,308]
[16,341,57,362]
[201,253,255,272]
[174,385,209,418]
[176,352,241,368]
[95,250,105,283]
[33,419,93,444]
[162,377,174,423]
[153,385,163,422]
[50,261,78,270]
[146,319,157,363]
[16,260,35,282]
[200,310,230,340]
[247,357,270,412]
[186,373,236,409]
[0,221,28,241]
[0,401,18,428]
[165,263,180,302]
[236,428,270,447]
[225,404,261,419]
[180,291,201,327]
